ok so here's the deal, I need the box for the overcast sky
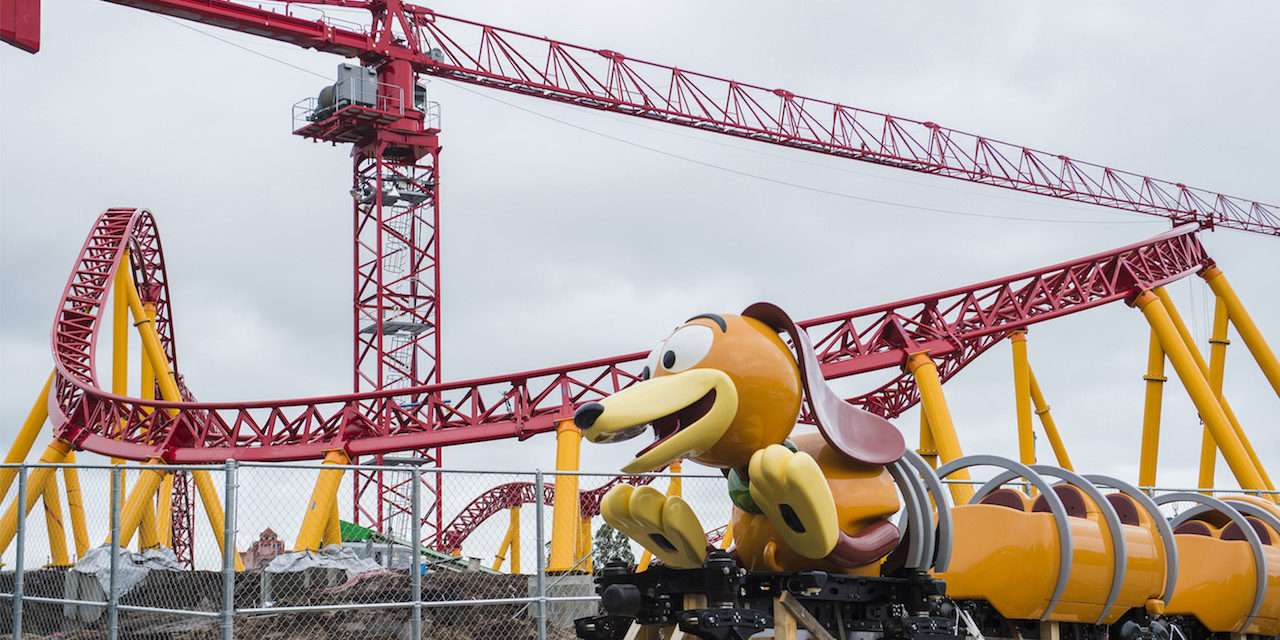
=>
[2,2,1278,560]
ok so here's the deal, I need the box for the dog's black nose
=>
[574,402,605,428]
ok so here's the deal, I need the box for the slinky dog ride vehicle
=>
[571,303,1280,640]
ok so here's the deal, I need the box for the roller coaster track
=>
[438,474,654,552]
[50,208,1210,464]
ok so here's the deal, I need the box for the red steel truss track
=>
[51,208,1210,464]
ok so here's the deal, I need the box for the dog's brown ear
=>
[742,302,905,465]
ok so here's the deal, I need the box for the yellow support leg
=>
[577,515,593,573]
[113,252,130,398]
[41,472,70,566]
[107,462,166,548]
[509,507,521,573]
[0,371,54,502]
[122,265,183,408]
[1199,298,1230,489]
[1027,369,1072,471]
[492,507,521,572]
[1138,330,1166,488]
[63,452,90,558]
[1010,331,1035,465]
[322,496,342,547]
[295,449,349,552]
[1135,291,1266,493]
[917,411,938,469]
[138,491,160,550]
[1154,288,1274,492]
[156,473,174,548]
[0,439,71,555]
[111,254,131,487]
[192,469,244,571]
[123,268,248,565]
[1202,265,1280,400]
[719,522,734,550]
[906,353,973,503]
[547,419,582,572]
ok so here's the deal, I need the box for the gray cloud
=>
[1,1,1277,523]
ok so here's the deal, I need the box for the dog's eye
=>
[659,324,714,373]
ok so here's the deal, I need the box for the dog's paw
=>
[600,484,706,568]
[747,444,839,559]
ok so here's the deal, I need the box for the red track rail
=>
[438,474,654,552]
[51,209,1210,463]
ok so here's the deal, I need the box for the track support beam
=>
[1028,369,1072,470]
[0,439,71,556]
[1011,331,1036,465]
[1202,265,1280,400]
[547,419,582,572]
[0,371,53,502]
[907,353,972,503]
[1153,287,1273,492]
[1134,290,1267,494]
[1138,329,1166,488]
[296,449,349,551]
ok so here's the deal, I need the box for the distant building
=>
[241,528,286,570]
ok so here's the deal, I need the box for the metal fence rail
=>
[3,460,1274,640]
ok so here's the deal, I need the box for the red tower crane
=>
[4,0,1278,553]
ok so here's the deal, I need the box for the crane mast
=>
[4,0,1278,553]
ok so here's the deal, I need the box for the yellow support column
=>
[132,300,162,551]
[719,523,734,550]
[1154,288,1273,492]
[295,449,349,551]
[41,473,70,566]
[192,469,244,571]
[1134,291,1266,493]
[107,462,166,548]
[546,419,582,572]
[123,269,249,564]
[0,440,71,555]
[1027,369,1072,470]
[111,254,130,491]
[113,252,130,399]
[63,452,90,558]
[1199,298,1230,489]
[917,412,938,469]
[577,516,593,573]
[321,496,342,547]
[509,507,521,573]
[1202,265,1280,400]
[1010,331,1036,465]
[906,353,973,503]
[491,507,522,572]
[122,267,183,407]
[1138,330,1166,488]
[0,371,54,501]
[156,473,175,547]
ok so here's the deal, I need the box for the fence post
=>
[108,466,122,640]
[534,469,547,640]
[12,466,27,638]
[222,460,238,640]
[410,465,423,640]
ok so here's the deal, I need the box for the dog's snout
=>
[574,402,605,429]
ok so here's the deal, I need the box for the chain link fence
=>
[0,461,730,640]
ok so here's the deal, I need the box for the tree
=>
[593,523,635,570]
